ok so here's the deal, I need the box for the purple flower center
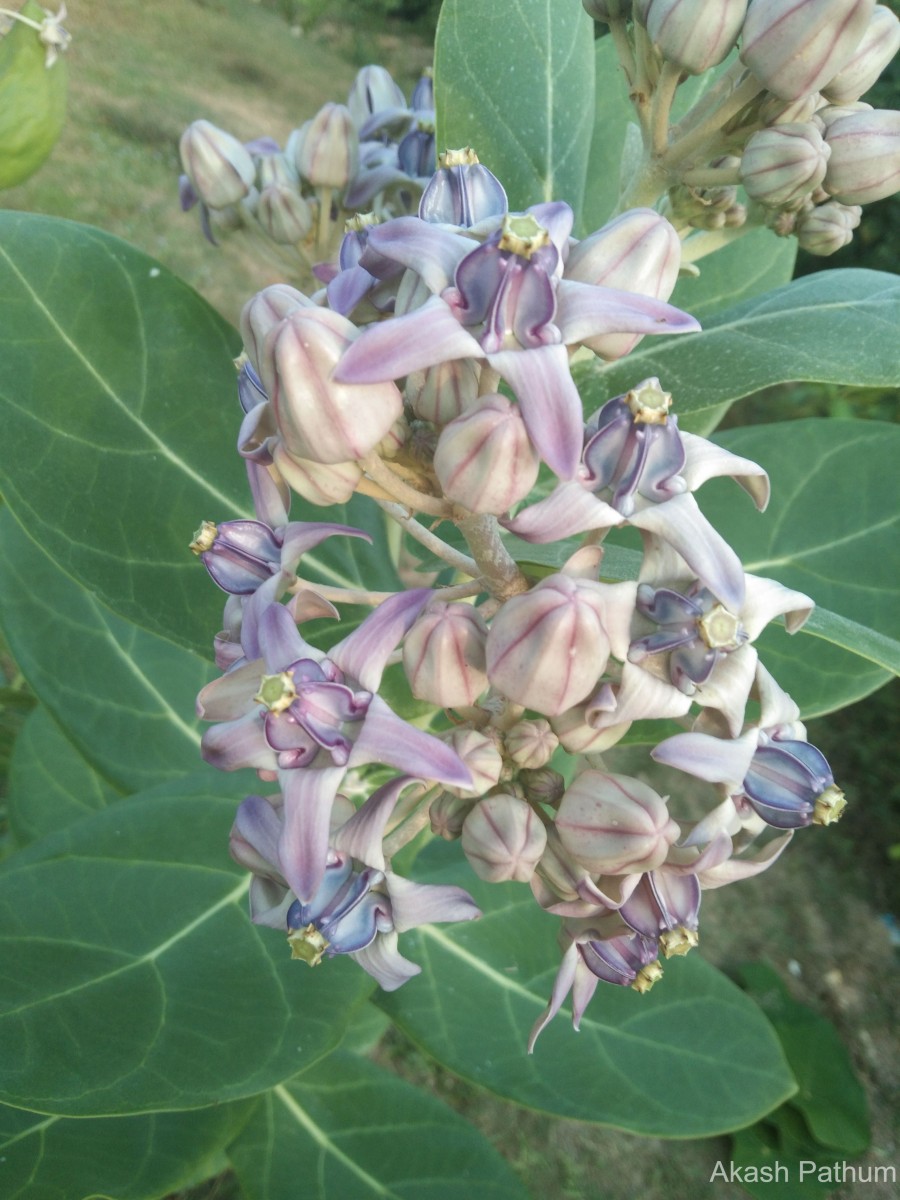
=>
[286,851,390,963]
[630,581,747,692]
[256,657,372,769]
[742,736,845,829]
[579,932,663,993]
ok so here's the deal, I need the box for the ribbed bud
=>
[485,574,610,717]
[821,5,900,103]
[759,92,822,126]
[582,0,631,19]
[433,394,540,514]
[419,150,508,228]
[405,358,481,424]
[430,790,477,840]
[550,699,631,755]
[179,120,255,209]
[347,65,406,128]
[402,602,489,707]
[462,793,548,883]
[263,308,402,464]
[740,122,831,207]
[647,0,748,75]
[564,209,681,360]
[256,184,313,244]
[740,0,876,102]
[823,108,900,203]
[505,718,559,769]
[256,152,297,190]
[240,284,315,372]
[795,199,861,253]
[445,729,504,799]
[271,443,362,506]
[519,767,566,807]
[555,770,681,875]
[292,103,359,189]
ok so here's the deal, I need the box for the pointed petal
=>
[351,695,472,789]
[278,765,346,902]
[386,873,481,932]
[279,522,371,570]
[504,481,621,544]
[556,280,700,346]
[249,877,293,928]
[334,296,483,383]
[741,574,814,638]
[630,494,746,611]
[231,793,284,876]
[652,728,758,788]
[201,709,274,773]
[694,645,758,737]
[196,658,264,721]
[755,661,801,730]
[330,588,431,690]
[698,831,793,888]
[350,930,421,991]
[528,941,580,1052]
[680,432,770,511]
[332,776,425,871]
[488,345,583,479]
[362,217,473,291]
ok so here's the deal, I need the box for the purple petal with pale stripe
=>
[556,280,701,346]
[330,588,431,690]
[504,481,621,543]
[488,345,584,479]
[351,695,472,789]
[361,218,473,291]
[350,931,421,991]
[332,776,425,871]
[230,793,284,877]
[334,296,483,384]
[201,709,274,773]
[386,873,480,932]
[680,432,770,511]
[652,728,758,787]
[278,765,347,902]
[258,601,316,672]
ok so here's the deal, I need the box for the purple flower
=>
[198,593,472,900]
[333,207,699,479]
[230,778,480,990]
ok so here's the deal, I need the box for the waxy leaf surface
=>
[0,780,373,1116]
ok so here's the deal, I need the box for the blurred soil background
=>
[0,2,896,1198]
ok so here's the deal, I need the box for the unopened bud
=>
[519,767,566,807]
[823,108,900,204]
[555,770,680,875]
[740,122,831,207]
[429,790,477,840]
[564,210,681,360]
[240,284,315,372]
[462,793,548,883]
[419,150,508,227]
[821,5,900,104]
[292,103,359,189]
[485,574,611,717]
[256,152,297,190]
[795,199,861,253]
[445,729,504,799]
[740,0,876,102]
[505,719,559,769]
[403,602,489,707]
[347,64,406,128]
[179,120,255,209]
[256,184,313,244]
[272,442,362,506]
[263,308,402,464]
[405,358,481,424]
[647,0,748,75]
[434,394,540,514]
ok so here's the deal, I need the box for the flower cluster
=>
[585,0,900,257]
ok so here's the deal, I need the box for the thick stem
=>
[680,164,743,188]
[664,74,765,170]
[607,17,637,90]
[456,512,530,601]
[362,452,449,518]
[649,61,684,159]
[679,220,760,263]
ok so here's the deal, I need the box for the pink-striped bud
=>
[445,729,504,799]
[402,602,489,707]
[179,120,255,209]
[647,0,748,75]
[486,574,611,717]
[741,122,831,207]
[564,210,681,360]
[292,103,359,189]
[240,284,315,372]
[433,394,540,514]
[430,790,477,840]
[555,771,681,875]
[821,5,900,103]
[263,308,402,464]
[256,184,313,244]
[405,358,481,424]
[505,718,559,769]
[271,443,362,506]
[462,793,548,883]
[740,0,876,102]
[795,199,861,253]
[823,108,900,203]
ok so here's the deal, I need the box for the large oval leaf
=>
[434,0,595,214]
[228,1054,530,1200]
[0,778,373,1116]
[376,844,795,1136]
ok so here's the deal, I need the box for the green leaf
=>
[729,1113,849,1199]
[7,704,123,846]
[669,229,798,326]
[434,0,595,214]
[376,844,795,1136]
[0,778,373,1116]
[228,1053,531,1200]
[735,963,870,1156]
[0,1097,254,1200]
[0,211,249,657]
[701,419,899,715]
[0,509,212,792]
[579,270,900,429]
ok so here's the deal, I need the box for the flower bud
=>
[240,284,315,372]
[419,148,508,227]
[795,199,861,253]
[433,394,540,514]
[505,719,559,769]
[647,0,748,75]
[821,5,900,103]
[402,602,489,707]
[256,184,313,244]
[740,122,831,207]
[179,119,255,209]
[556,770,680,875]
[272,443,362,506]
[759,92,822,126]
[263,308,402,464]
[430,790,477,840]
[740,0,876,102]
[405,358,481,424]
[347,65,407,129]
[445,729,504,799]
[564,210,681,360]
[462,793,548,883]
[823,108,900,203]
[292,103,359,189]
[551,700,632,754]
[256,152,297,190]
[519,767,566,807]
[485,574,610,717]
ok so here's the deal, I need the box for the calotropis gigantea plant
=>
[0,0,896,1196]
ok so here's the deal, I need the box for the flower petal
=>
[332,776,426,871]
[680,432,770,511]
[556,280,700,348]
[350,930,421,991]
[330,588,431,690]
[351,695,473,790]
[386,873,481,932]
[334,295,483,384]
[652,728,758,788]
[277,765,346,902]
[488,345,584,479]
[504,481,622,543]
